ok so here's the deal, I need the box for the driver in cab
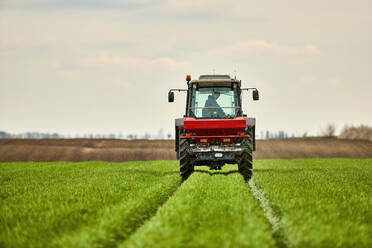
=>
[202,91,226,117]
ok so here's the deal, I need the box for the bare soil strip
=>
[0,138,371,162]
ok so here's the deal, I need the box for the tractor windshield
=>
[190,87,239,118]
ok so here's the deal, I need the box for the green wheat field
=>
[1,159,371,248]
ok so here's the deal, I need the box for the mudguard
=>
[175,118,184,158]
[246,117,256,151]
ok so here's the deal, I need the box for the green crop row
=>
[253,158,372,248]
[0,161,181,248]
[122,165,276,248]
[1,159,371,248]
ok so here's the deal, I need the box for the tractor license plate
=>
[215,153,223,158]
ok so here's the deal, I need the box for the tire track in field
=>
[248,178,289,248]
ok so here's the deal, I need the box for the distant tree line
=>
[259,130,294,139]
[339,124,372,141]
[0,129,173,140]
[0,131,61,139]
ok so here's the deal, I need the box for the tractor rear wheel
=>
[238,150,253,180]
[179,139,194,180]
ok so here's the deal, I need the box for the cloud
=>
[0,0,160,9]
[82,52,193,71]
[208,40,323,57]
[0,0,237,19]
[300,76,341,86]
[164,0,227,12]
[0,0,219,9]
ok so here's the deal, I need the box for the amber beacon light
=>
[186,74,191,82]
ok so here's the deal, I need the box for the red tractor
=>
[168,74,259,180]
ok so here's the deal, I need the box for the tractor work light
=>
[200,138,208,143]
[223,138,231,142]
[215,153,223,158]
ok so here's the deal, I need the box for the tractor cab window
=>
[190,87,239,118]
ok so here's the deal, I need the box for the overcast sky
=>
[1,0,371,137]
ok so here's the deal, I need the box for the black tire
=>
[179,139,194,180]
[238,151,253,180]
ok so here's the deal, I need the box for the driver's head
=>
[212,91,220,100]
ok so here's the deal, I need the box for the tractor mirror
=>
[253,90,259,101]
[168,91,174,102]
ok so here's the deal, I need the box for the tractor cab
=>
[169,75,258,118]
[189,78,240,119]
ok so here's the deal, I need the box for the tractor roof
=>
[199,75,231,80]
[191,74,241,87]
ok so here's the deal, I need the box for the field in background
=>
[0,138,372,162]
[1,159,371,247]
[0,139,174,162]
